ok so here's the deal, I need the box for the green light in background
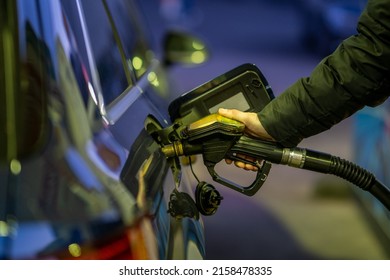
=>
[192,41,204,51]
[147,71,159,87]
[68,243,82,257]
[132,56,143,70]
[10,159,21,175]
[191,51,206,64]
[0,221,9,237]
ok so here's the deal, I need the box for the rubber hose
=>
[330,156,390,211]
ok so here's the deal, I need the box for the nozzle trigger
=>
[205,161,271,196]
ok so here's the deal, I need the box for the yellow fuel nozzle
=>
[187,113,245,133]
[161,114,245,159]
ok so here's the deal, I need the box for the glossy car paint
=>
[0,0,205,259]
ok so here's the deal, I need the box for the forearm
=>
[259,0,390,147]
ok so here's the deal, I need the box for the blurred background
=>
[138,0,390,259]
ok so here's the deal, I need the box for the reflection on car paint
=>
[353,100,390,240]
[1,0,206,260]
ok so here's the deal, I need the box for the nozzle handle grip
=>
[206,161,272,196]
[231,136,284,164]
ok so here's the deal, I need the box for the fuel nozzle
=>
[161,114,245,159]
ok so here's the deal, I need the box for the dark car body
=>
[353,103,390,246]
[0,0,207,259]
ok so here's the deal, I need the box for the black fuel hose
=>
[232,136,390,211]
[321,155,390,211]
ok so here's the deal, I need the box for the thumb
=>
[218,108,245,122]
[218,108,275,141]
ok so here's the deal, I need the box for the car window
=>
[79,0,132,105]
[62,0,154,109]
[104,0,153,80]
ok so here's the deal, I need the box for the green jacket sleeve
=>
[258,0,390,147]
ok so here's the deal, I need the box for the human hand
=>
[218,108,274,171]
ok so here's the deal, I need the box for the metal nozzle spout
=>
[161,141,203,158]
[161,142,184,158]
